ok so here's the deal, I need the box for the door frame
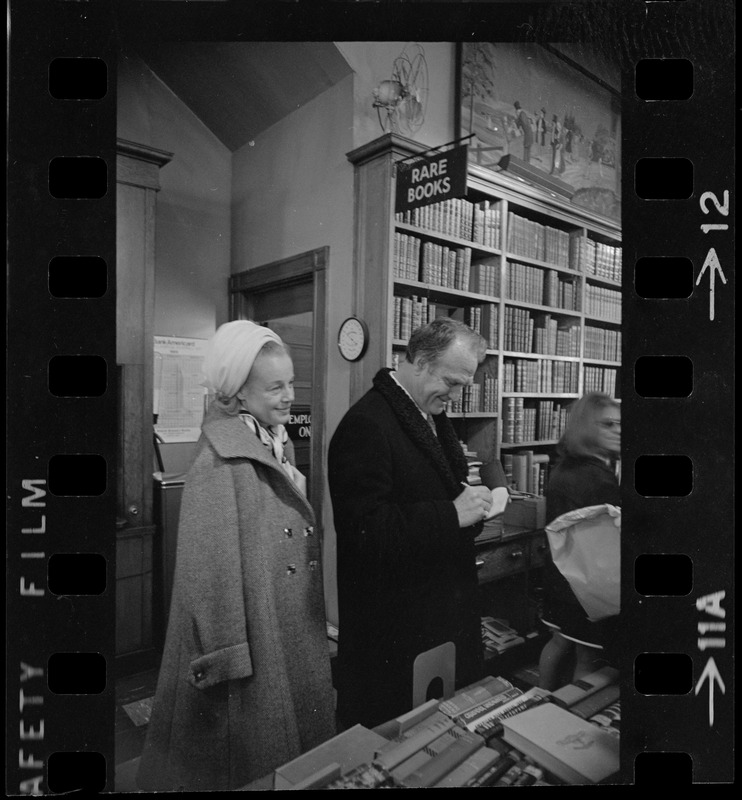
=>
[229,247,329,530]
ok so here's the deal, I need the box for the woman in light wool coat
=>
[137,321,336,792]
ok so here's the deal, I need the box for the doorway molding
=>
[229,247,329,529]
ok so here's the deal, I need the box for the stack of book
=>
[481,616,526,656]
[460,443,483,485]
[500,701,620,784]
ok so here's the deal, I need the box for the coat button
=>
[286,564,297,576]
[303,525,314,537]
[309,560,319,571]
[284,528,293,538]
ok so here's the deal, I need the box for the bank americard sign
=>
[395,144,468,214]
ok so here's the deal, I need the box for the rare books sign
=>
[395,144,468,214]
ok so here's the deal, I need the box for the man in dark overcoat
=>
[328,317,493,729]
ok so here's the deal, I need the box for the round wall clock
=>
[337,316,369,362]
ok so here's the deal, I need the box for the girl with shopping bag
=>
[537,393,621,690]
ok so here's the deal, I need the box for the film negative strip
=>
[6,0,734,792]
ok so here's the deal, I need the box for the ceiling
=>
[136,42,354,152]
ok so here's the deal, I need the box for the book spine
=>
[400,730,485,788]
[467,751,518,786]
[550,666,619,707]
[439,677,514,718]
[374,717,454,770]
[432,745,499,788]
[460,687,525,731]
[569,684,620,720]
[470,691,554,740]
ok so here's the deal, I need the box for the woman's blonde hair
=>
[557,392,620,460]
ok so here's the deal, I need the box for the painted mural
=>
[458,43,621,221]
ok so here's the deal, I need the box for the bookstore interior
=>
[115,41,623,789]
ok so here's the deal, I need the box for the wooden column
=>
[115,138,172,670]
[346,133,426,403]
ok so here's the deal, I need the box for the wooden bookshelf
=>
[347,132,621,489]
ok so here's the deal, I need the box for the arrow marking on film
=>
[695,656,725,727]
[695,247,727,321]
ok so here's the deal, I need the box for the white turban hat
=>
[202,320,283,398]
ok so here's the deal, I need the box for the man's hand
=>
[454,484,493,528]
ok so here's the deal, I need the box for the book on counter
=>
[480,616,527,654]
[569,683,620,720]
[373,712,454,771]
[385,726,463,784]
[318,762,394,790]
[467,687,554,740]
[398,728,485,788]
[272,723,388,790]
[457,686,525,732]
[549,665,619,708]
[431,743,501,788]
[466,747,520,787]
[438,674,514,720]
[500,702,620,784]
[495,758,544,787]
[589,700,621,736]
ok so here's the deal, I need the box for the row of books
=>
[544,269,581,311]
[503,358,580,394]
[395,202,620,287]
[584,366,619,397]
[585,284,622,322]
[534,400,570,441]
[395,196,503,247]
[396,308,615,370]
[276,665,620,788]
[472,200,504,249]
[453,303,499,347]
[448,383,480,414]
[392,294,437,341]
[447,375,499,414]
[584,325,622,362]
[505,262,582,312]
[507,211,573,269]
[570,235,623,281]
[501,398,573,446]
[469,255,502,296]
[501,450,551,494]
[533,314,581,356]
[503,305,536,352]
[394,233,475,290]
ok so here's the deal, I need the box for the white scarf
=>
[240,412,305,493]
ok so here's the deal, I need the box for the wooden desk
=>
[475,526,549,662]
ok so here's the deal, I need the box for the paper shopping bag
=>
[545,504,621,621]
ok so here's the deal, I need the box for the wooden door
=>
[115,139,172,672]
[229,248,328,528]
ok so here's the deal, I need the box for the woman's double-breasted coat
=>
[137,406,335,792]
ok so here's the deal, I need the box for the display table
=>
[242,665,621,790]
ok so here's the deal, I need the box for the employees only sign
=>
[395,144,468,214]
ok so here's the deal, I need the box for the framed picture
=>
[456,42,621,221]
